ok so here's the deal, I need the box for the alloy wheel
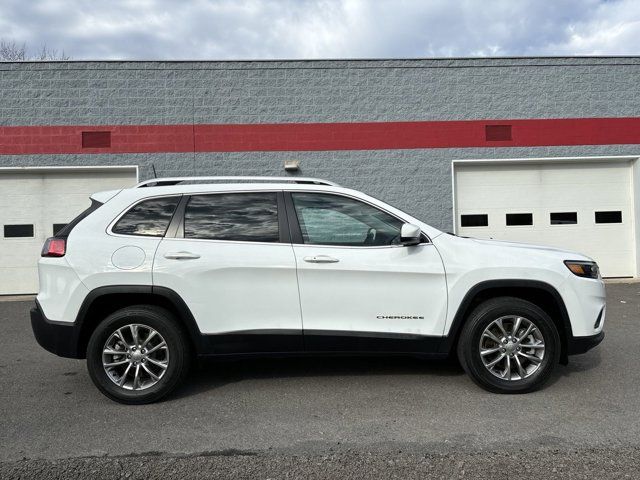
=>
[479,315,546,381]
[102,323,169,390]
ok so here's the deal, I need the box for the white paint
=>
[111,245,146,270]
[36,179,605,343]
[154,238,302,334]
[632,159,640,277]
[453,158,636,278]
[0,167,138,294]
[292,242,447,336]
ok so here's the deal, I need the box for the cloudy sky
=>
[1,0,640,60]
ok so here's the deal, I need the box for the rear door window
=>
[112,196,180,237]
[184,193,280,242]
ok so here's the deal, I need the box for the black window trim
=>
[109,190,430,247]
[107,194,183,238]
[167,190,290,244]
[284,190,431,248]
[56,198,103,238]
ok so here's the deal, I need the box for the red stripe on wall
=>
[1,118,640,155]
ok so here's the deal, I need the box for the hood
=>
[467,236,594,261]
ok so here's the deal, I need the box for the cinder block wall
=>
[2,58,640,231]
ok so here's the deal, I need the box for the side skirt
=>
[198,329,446,359]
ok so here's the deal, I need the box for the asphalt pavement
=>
[1,283,639,478]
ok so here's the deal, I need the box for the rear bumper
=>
[30,301,82,359]
[566,331,604,355]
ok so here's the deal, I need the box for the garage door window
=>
[550,212,577,225]
[4,224,34,238]
[460,214,488,227]
[595,211,622,224]
[112,196,180,237]
[506,213,533,226]
[53,223,67,235]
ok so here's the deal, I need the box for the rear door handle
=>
[303,255,339,263]
[164,251,201,260]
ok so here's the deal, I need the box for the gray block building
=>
[1,57,640,293]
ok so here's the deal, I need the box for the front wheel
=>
[87,305,191,404]
[457,297,560,394]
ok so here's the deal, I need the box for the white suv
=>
[31,177,605,404]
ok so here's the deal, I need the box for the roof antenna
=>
[151,163,158,179]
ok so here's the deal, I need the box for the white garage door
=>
[0,168,137,295]
[455,161,635,278]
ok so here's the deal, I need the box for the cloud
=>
[0,0,639,60]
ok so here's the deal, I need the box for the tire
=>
[87,305,191,404]
[457,297,560,394]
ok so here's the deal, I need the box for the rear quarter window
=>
[112,196,180,237]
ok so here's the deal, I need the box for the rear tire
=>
[457,297,560,394]
[87,305,191,404]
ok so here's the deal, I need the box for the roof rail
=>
[135,176,340,188]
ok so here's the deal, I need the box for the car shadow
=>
[170,355,466,400]
[546,349,603,387]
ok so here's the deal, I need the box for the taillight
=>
[41,237,66,257]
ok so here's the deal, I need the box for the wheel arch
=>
[441,280,572,362]
[74,285,204,359]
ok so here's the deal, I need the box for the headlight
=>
[564,260,600,279]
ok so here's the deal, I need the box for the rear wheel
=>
[457,297,560,393]
[87,305,191,404]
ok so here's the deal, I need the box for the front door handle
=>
[303,255,339,264]
[164,251,201,260]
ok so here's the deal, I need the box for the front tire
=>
[87,305,191,404]
[457,297,560,394]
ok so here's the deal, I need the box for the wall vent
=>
[82,131,111,148]
[485,125,512,141]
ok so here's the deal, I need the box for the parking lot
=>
[1,282,639,478]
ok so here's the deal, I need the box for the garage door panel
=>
[455,161,635,277]
[0,169,137,294]
[0,195,43,211]
[1,243,42,267]
[1,267,42,295]
[0,175,46,194]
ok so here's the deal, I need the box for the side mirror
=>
[400,223,422,246]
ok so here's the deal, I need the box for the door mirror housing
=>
[400,223,422,246]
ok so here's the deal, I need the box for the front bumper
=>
[30,301,82,358]
[566,331,605,355]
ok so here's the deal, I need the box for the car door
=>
[153,191,303,354]
[286,191,447,353]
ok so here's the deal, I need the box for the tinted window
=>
[4,224,34,238]
[550,212,577,225]
[291,193,403,246]
[506,213,533,226]
[184,193,279,242]
[595,211,622,224]
[460,214,488,227]
[112,196,180,237]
